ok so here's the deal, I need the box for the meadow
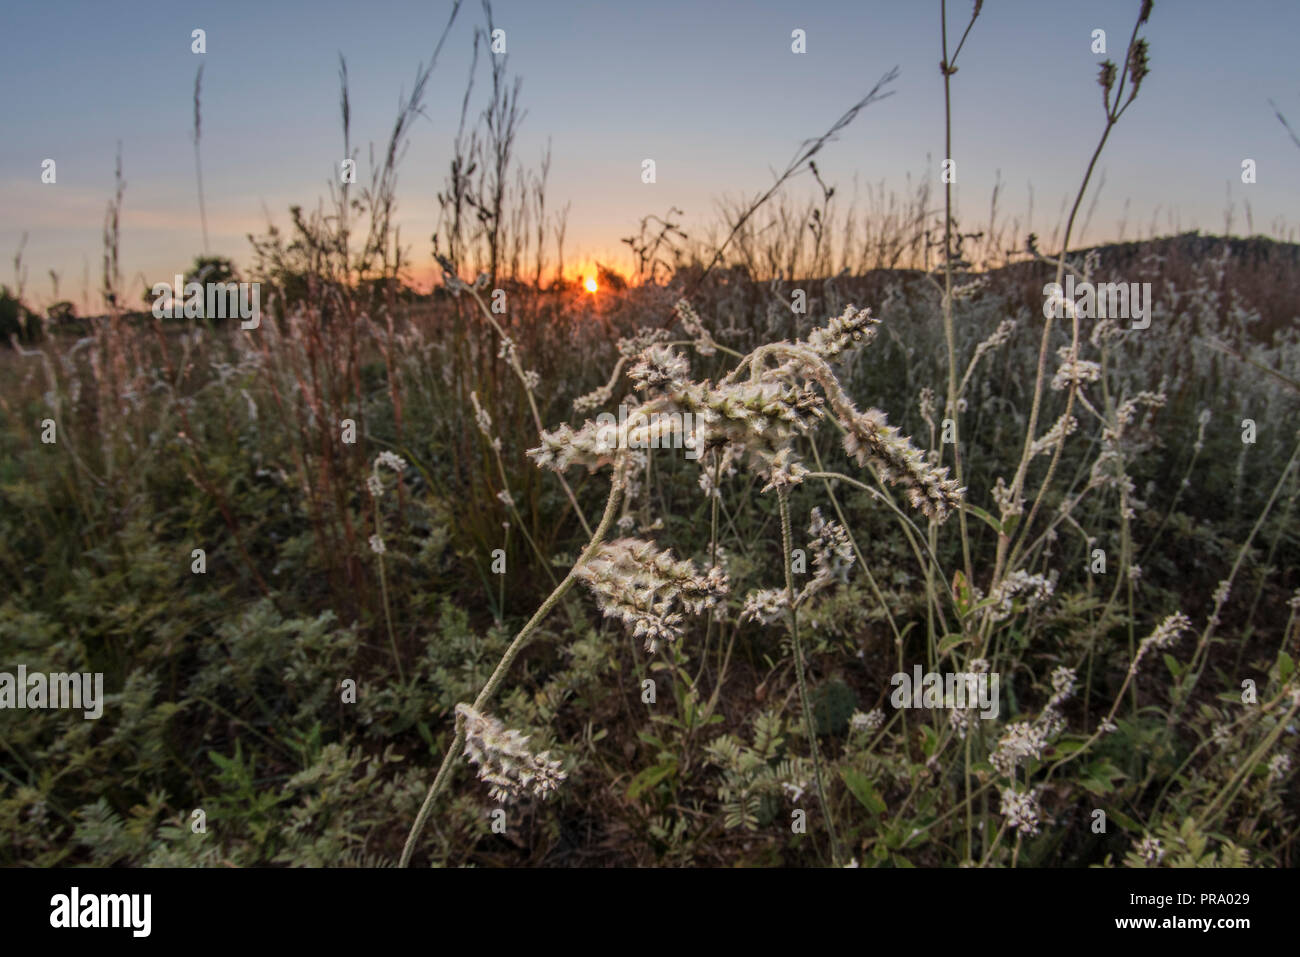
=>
[1,0,1298,868]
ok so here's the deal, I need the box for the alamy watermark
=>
[50,887,150,937]
[890,666,1000,719]
[0,666,103,719]
[151,276,261,329]
[1042,274,1151,330]
[595,404,702,460]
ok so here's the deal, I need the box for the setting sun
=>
[584,277,598,293]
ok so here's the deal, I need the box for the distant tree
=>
[143,255,241,317]
[46,300,77,324]
[0,285,40,344]
[186,255,238,286]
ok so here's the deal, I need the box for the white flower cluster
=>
[759,446,810,494]
[1029,413,1078,458]
[530,303,962,527]
[572,381,614,414]
[1132,612,1191,671]
[1048,666,1076,710]
[1050,347,1102,391]
[574,538,728,652]
[368,451,408,498]
[456,703,566,804]
[1134,834,1164,865]
[850,708,885,733]
[803,304,879,360]
[988,570,1054,623]
[971,318,1016,365]
[1268,752,1292,784]
[799,507,855,603]
[469,390,502,452]
[990,720,1051,777]
[741,588,788,625]
[999,787,1042,836]
[840,407,964,522]
[992,476,1022,519]
[628,344,692,395]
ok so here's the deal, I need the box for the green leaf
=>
[937,633,967,655]
[626,759,677,801]
[1108,808,1142,833]
[1276,652,1294,684]
[840,767,887,815]
[962,503,1002,534]
[920,725,940,758]
[1163,653,1183,679]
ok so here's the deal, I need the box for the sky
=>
[3,0,1300,313]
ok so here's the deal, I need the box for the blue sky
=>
[3,0,1300,311]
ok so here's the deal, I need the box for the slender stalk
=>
[778,487,840,866]
[399,469,626,867]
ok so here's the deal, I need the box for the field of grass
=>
[2,0,1298,869]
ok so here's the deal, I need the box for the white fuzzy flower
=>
[1268,752,1292,783]
[368,534,386,555]
[999,787,1041,836]
[575,538,728,652]
[456,703,566,803]
[803,304,879,360]
[990,721,1050,777]
[1051,347,1102,391]
[1135,834,1164,865]
[988,570,1054,623]
[1133,612,1191,670]
[741,589,788,626]
[375,451,407,473]
[850,709,885,734]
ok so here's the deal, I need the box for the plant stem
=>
[778,487,840,866]
[399,469,625,867]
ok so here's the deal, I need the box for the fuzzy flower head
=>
[1134,834,1164,865]
[797,507,856,604]
[1051,347,1102,392]
[759,446,810,494]
[628,345,691,396]
[803,304,880,360]
[375,451,407,473]
[455,703,566,804]
[469,391,502,452]
[368,451,408,499]
[841,408,964,522]
[850,708,885,734]
[575,538,727,652]
[990,720,1050,777]
[988,570,1054,624]
[1133,612,1191,670]
[999,787,1042,837]
[1268,752,1292,784]
[741,588,788,626]
[1048,666,1077,710]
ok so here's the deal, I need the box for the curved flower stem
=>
[399,469,626,867]
[372,498,404,684]
[778,487,840,866]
